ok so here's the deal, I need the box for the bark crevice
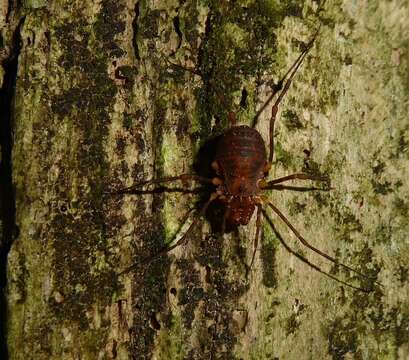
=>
[0,15,24,360]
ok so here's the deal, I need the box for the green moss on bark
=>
[5,0,409,359]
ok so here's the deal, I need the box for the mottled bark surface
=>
[1,0,408,359]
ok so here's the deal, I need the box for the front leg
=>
[260,173,329,189]
[111,174,216,194]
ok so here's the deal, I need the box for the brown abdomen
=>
[215,126,266,193]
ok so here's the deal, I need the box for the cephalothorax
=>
[117,30,381,292]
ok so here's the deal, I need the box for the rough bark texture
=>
[1,0,408,359]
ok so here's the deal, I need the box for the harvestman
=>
[117,30,381,292]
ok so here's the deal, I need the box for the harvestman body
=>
[118,31,381,292]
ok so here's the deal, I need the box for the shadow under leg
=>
[119,193,219,275]
[261,209,373,292]
[263,198,382,288]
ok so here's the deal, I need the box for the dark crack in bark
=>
[0,14,24,360]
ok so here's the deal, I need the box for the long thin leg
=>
[112,174,214,194]
[262,173,328,189]
[266,184,330,192]
[252,30,319,163]
[268,105,277,164]
[119,193,218,275]
[248,205,262,276]
[264,198,382,287]
[267,39,316,163]
[251,34,316,128]
[261,209,373,292]
[117,186,206,195]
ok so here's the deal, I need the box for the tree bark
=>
[1,0,409,359]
